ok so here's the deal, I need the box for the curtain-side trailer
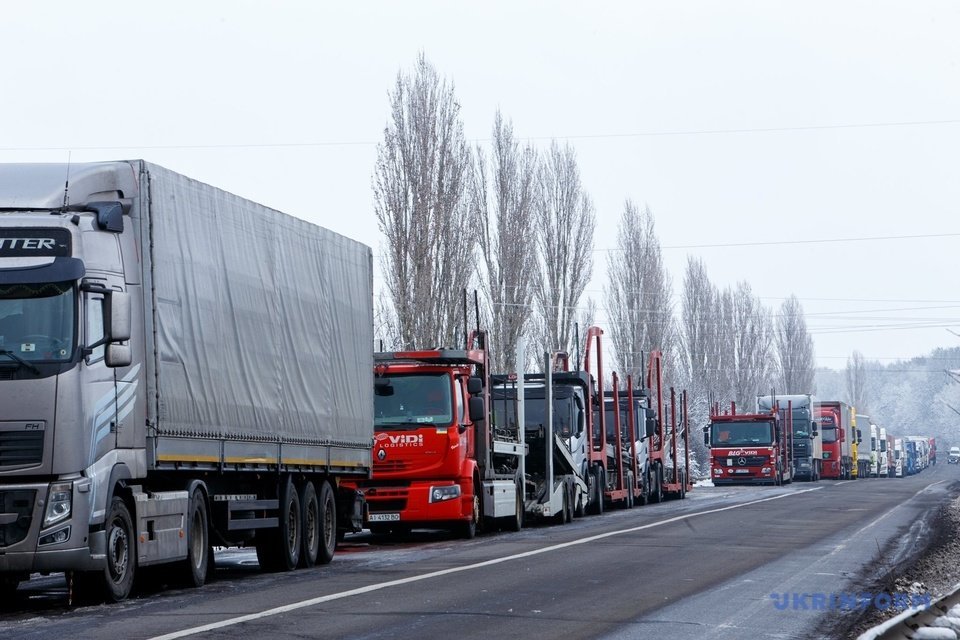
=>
[0,161,373,602]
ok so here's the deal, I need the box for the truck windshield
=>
[710,421,773,446]
[490,387,577,438]
[374,373,453,428]
[821,426,838,443]
[0,281,75,363]
[792,408,812,438]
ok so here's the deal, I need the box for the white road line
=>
[149,488,823,640]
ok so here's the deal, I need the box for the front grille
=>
[0,430,43,468]
[0,490,36,547]
[718,455,768,466]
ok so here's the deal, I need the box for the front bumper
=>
[362,480,470,527]
[0,480,99,573]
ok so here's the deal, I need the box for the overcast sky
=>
[2,1,958,367]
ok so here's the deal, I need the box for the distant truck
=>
[949,447,960,464]
[880,428,892,477]
[757,394,821,481]
[705,401,791,486]
[816,401,854,479]
[894,438,905,477]
[0,161,373,602]
[854,414,881,478]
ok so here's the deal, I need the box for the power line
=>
[3,118,958,153]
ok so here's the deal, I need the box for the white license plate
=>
[734,469,750,474]
[368,513,400,522]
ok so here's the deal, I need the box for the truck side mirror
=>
[857,429,862,444]
[374,379,394,396]
[467,376,483,395]
[811,421,818,436]
[468,396,485,422]
[105,343,132,368]
[108,291,131,342]
[703,427,710,447]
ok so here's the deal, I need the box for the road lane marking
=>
[149,487,823,640]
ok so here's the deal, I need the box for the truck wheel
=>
[459,480,479,539]
[279,479,302,570]
[566,482,575,521]
[556,487,570,525]
[652,467,663,504]
[679,471,687,499]
[81,497,136,602]
[180,488,209,587]
[589,468,604,515]
[299,481,320,568]
[316,482,337,565]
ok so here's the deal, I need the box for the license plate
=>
[734,469,750,474]
[368,513,400,522]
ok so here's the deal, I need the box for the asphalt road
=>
[2,464,957,640]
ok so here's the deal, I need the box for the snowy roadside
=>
[842,492,960,638]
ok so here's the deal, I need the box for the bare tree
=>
[374,54,475,349]
[472,111,538,373]
[678,257,724,470]
[727,282,774,408]
[845,350,869,412]
[605,200,673,381]
[534,141,595,357]
[775,294,816,393]
[678,257,723,399]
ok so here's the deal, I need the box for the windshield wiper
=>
[0,349,41,375]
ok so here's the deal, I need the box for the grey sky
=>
[2,1,957,366]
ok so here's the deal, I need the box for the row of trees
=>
[372,57,818,453]
[374,55,595,374]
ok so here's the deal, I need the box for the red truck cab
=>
[351,347,487,538]
[816,402,852,479]
[707,403,790,486]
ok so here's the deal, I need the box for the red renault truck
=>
[705,401,792,486]
[817,401,854,479]
[352,328,524,538]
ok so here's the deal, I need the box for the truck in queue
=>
[894,438,904,477]
[854,414,881,478]
[816,401,853,479]
[757,394,820,481]
[0,161,373,602]
[879,427,891,477]
[705,400,792,486]
[355,323,526,538]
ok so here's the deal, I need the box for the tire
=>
[316,481,337,565]
[652,467,664,504]
[257,478,301,572]
[589,468,605,515]
[679,471,687,499]
[279,479,302,570]
[556,486,569,524]
[299,481,320,568]
[78,496,136,602]
[459,481,479,539]
[179,488,209,587]
[566,482,575,522]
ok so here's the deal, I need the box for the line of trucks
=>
[704,396,937,485]
[0,161,693,604]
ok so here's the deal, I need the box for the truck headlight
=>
[429,485,461,503]
[43,481,73,527]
